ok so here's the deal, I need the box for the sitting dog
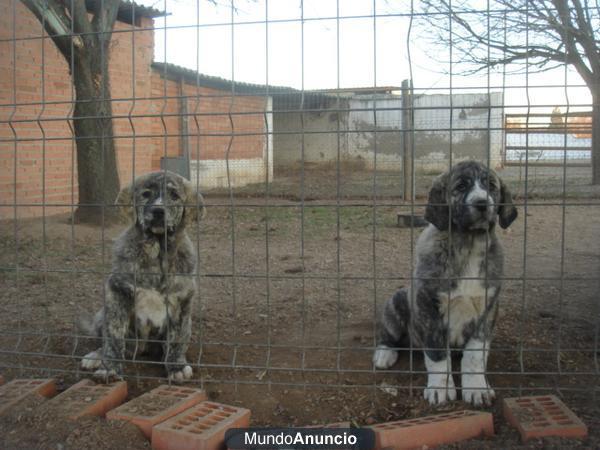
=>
[373,161,517,406]
[81,170,204,382]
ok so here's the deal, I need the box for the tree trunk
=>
[72,40,120,223]
[20,0,122,223]
[593,86,600,185]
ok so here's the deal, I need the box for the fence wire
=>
[0,0,599,430]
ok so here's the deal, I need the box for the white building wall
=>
[273,92,504,172]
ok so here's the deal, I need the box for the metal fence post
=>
[402,79,414,202]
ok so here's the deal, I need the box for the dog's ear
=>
[183,179,206,226]
[498,178,517,229]
[424,173,450,231]
[115,182,135,223]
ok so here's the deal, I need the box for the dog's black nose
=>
[473,199,488,212]
[151,206,165,220]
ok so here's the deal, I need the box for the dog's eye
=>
[455,182,468,192]
[170,190,180,201]
[141,190,152,199]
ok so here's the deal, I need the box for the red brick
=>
[0,378,57,414]
[0,375,4,385]
[152,401,251,450]
[107,385,207,439]
[48,379,127,419]
[503,395,588,442]
[368,410,493,450]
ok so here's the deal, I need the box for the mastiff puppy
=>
[81,170,204,382]
[373,160,517,405]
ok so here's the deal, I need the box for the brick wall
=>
[0,2,269,219]
[150,72,271,188]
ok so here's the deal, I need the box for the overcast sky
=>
[139,0,592,113]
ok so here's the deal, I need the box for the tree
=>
[22,0,122,222]
[421,1,600,184]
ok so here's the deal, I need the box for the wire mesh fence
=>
[0,0,599,436]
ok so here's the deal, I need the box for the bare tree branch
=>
[21,0,75,59]
[570,0,600,72]
[551,0,595,84]
[419,0,600,184]
[420,0,598,81]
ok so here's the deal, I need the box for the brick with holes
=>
[503,395,587,442]
[151,401,251,450]
[48,379,127,419]
[0,378,57,414]
[368,410,493,449]
[107,385,207,438]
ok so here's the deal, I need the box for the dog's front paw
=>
[168,365,193,383]
[81,350,103,370]
[462,374,495,406]
[424,373,457,405]
[93,368,123,383]
[373,346,398,369]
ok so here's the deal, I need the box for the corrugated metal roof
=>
[151,62,297,95]
[151,62,347,110]
[150,62,403,110]
[312,86,402,95]
[85,0,166,23]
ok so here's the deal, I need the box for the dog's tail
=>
[76,309,103,337]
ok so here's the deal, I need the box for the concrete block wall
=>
[273,91,504,173]
[411,92,504,171]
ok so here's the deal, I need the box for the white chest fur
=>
[437,243,497,346]
[134,288,178,332]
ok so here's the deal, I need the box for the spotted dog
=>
[81,170,204,382]
[373,161,517,406]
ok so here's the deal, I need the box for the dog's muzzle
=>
[146,206,170,233]
[472,199,489,213]
[150,206,165,222]
[465,197,495,229]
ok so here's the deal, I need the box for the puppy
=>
[81,170,204,382]
[373,161,517,406]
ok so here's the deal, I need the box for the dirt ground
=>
[1,166,599,449]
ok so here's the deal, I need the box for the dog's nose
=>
[473,199,488,212]
[151,206,165,220]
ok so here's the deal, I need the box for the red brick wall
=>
[150,73,268,164]
[0,2,267,219]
